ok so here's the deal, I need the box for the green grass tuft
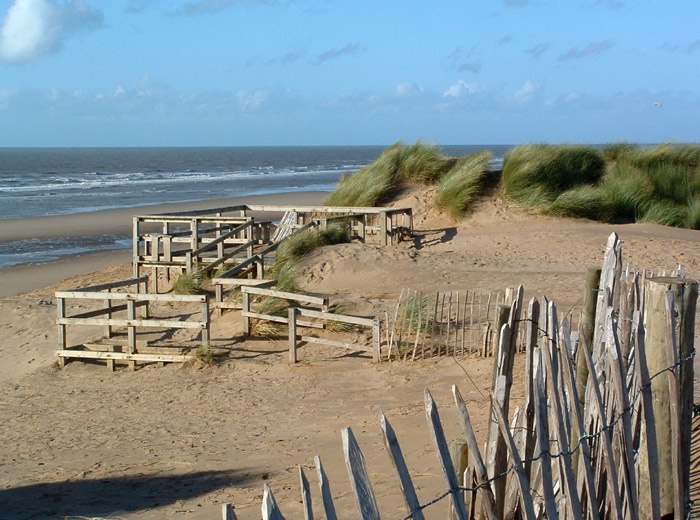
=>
[323,140,457,206]
[597,162,655,221]
[270,225,351,292]
[544,185,614,222]
[172,269,207,295]
[396,140,457,184]
[502,144,606,206]
[435,151,493,219]
[639,200,688,227]
[323,142,404,206]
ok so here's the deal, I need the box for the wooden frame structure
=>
[240,285,382,363]
[133,203,413,292]
[56,276,210,370]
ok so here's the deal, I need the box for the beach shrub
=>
[502,144,606,207]
[597,162,655,221]
[271,225,351,292]
[172,269,206,295]
[396,140,457,184]
[323,142,404,206]
[639,200,688,227]
[435,151,493,219]
[685,196,700,230]
[545,185,614,222]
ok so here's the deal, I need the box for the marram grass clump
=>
[323,140,456,207]
[435,150,493,219]
[502,144,606,206]
[323,142,403,207]
[172,269,207,295]
[271,225,351,292]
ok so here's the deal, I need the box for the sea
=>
[0,145,511,269]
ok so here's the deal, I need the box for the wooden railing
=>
[55,276,210,370]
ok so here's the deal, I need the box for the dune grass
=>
[501,142,700,229]
[323,140,456,207]
[435,151,493,219]
[323,140,700,230]
[396,140,457,184]
[172,269,207,295]
[323,142,404,207]
[502,144,606,207]
[270,224,351,292]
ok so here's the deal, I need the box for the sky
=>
[0,0,698,147]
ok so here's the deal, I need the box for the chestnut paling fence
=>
[225,233,697,520]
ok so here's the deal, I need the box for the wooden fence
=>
[240,285,382,363]
[383,286,562,360]
[133,204,413,293]
[225,232,697,519]
[56,276,210,370]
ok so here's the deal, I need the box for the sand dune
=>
[0,187,699,518]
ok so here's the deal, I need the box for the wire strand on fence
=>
[401,340,697,520]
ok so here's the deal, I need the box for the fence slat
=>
[343,427,381,520]
[424,389,468,520]
[490,385,537,520]
[533,373,560,520]
[664,291,683,519]
[262,483,286,520]
[540,303,584,520]
[222,503,238,520]
[299,466,314,520]
[314,456,337,520]
[378,411,425,520]
[452,385,498,520]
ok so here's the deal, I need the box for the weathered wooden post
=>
[449,439,469,520]
[641,277,698,519]
[573,266,601,474]
[288,307,299,364]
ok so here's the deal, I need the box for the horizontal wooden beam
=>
[55,350,195,363]
[56,291,206,303]
[58,317,206,329]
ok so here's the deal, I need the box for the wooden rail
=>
[133,204,413,293]
[240,285,329,335]
[288,307,381,363]
[56,276,210,370]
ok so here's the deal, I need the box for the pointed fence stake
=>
[424,389,469,520]
[222,503,238,520]
[299,466,314,520]
[452,385,499,520]
[314,456,338,520]
[262,483,286,520]
[490,387,537,520]
[378,411,425,520]
[343,427,381,520]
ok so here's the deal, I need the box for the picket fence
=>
[222,232,697,519]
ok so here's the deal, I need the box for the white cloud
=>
[396,82,422,96]
[443,80,483,98]
[511,80,542,103]
[236,89,268,111]
[0,0,103,64]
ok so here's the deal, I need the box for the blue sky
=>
[0,0,698,147]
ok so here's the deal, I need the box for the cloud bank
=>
[0,0,103,64]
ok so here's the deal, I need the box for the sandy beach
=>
[1,187,700,519]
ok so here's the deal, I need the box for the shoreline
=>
[0,190,328,297]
